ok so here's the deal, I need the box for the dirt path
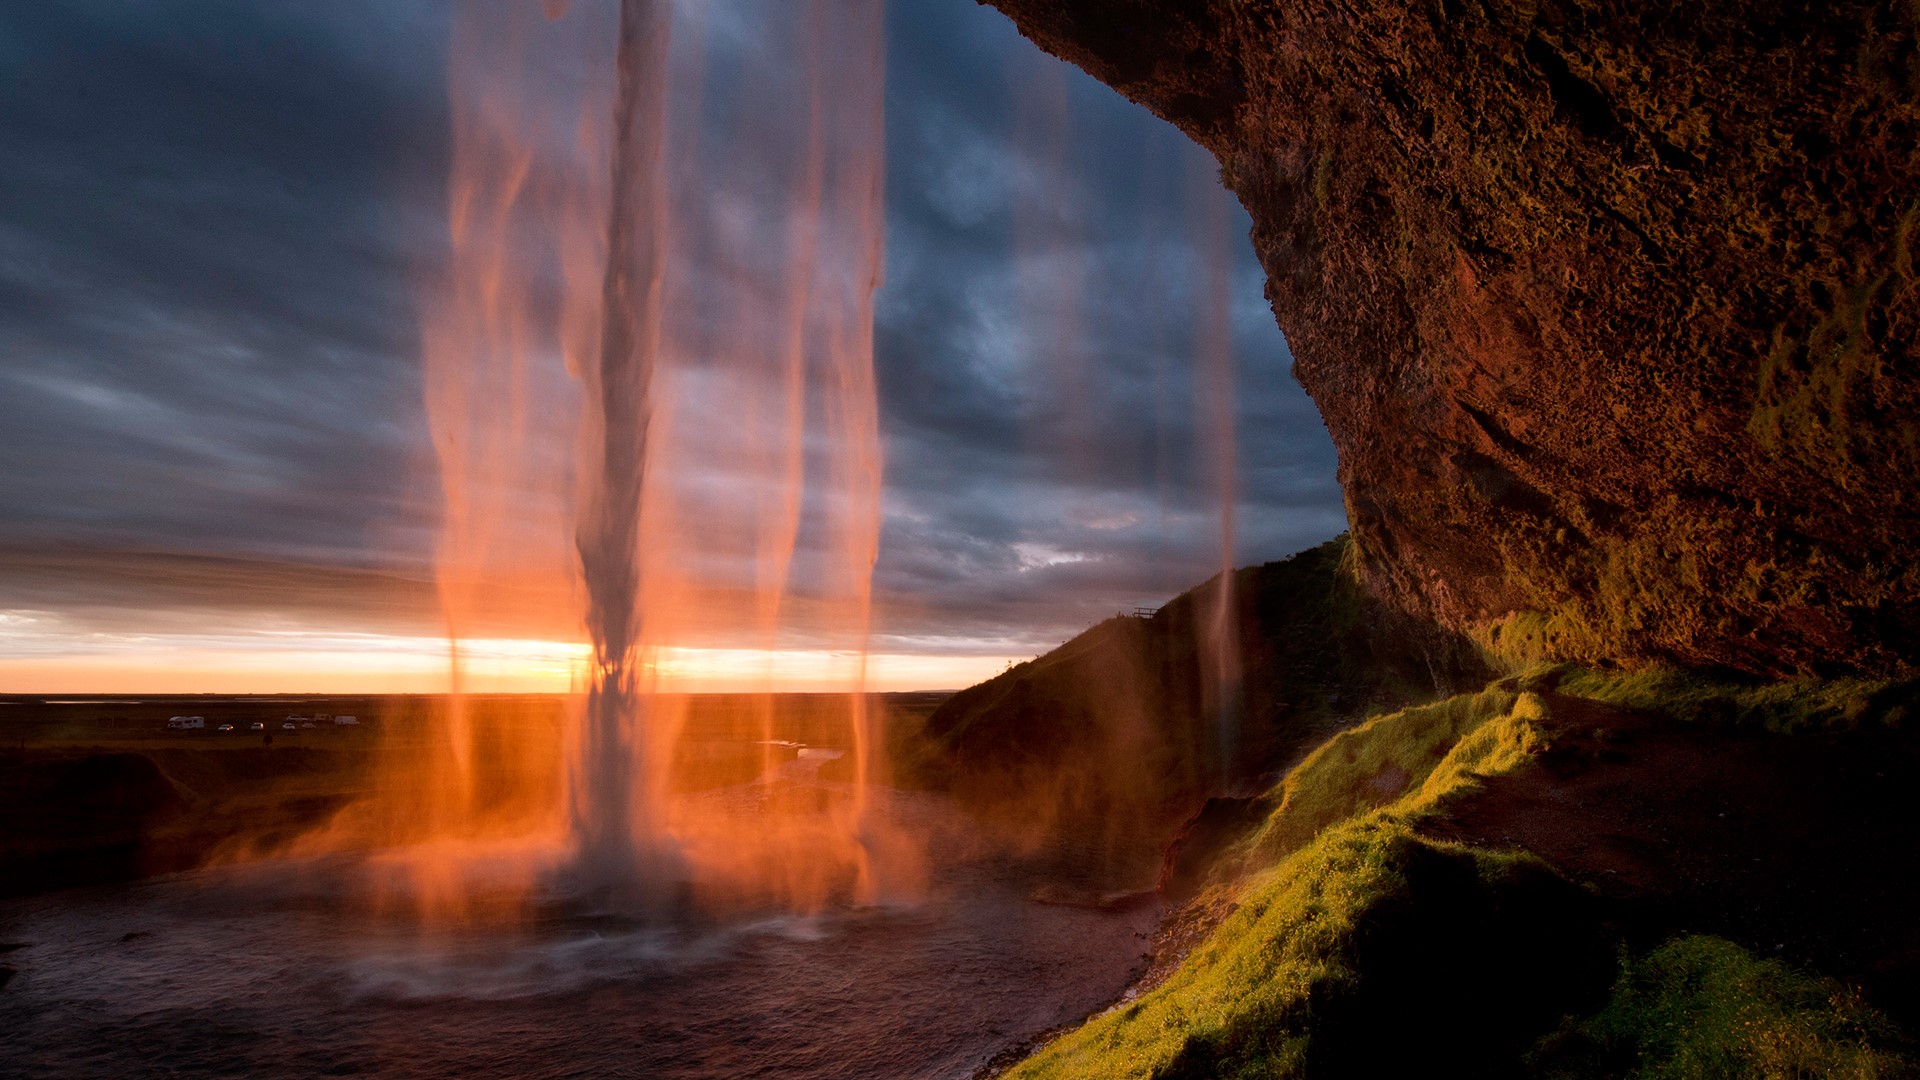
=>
[1419,692,1920,1027]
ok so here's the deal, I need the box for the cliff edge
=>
[983,0,1920,676]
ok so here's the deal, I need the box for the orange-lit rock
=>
[984,0,1920,676]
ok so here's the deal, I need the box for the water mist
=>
[301,0,903,920]
[1190,155,1243,788]
[573,0,673,898]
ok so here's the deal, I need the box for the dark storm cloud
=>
[871,0,1343,649]
[0,0,1345,660]
[0,1,448,562]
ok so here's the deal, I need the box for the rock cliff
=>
[983,0,1920,676]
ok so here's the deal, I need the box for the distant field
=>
[0,691,948,898]
[0,691,949,747]
[0,693,421,749]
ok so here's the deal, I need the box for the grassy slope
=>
[1009,677,1917,1079]
[913,536,1441,772]
[1551,665,1918,733]
[903,537,1446,886]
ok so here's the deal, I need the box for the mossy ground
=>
[1548,664,1919,733]
[1016,817,1608,1079]
[1006,673,1917,1079]
[1224,686,1538,874]
[1012,691,1599,1078]
[1534,935,1912,1079]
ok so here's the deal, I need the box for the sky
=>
[0,0,1345,693]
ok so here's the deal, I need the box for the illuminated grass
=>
[1006,672,1920,1076]
[1010,691,1594,1079]
[1006,673,1919,1078]
[1226,686,1535,872]
[1551,665,1915,733]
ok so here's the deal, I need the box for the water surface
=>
[0,790,1157,1079]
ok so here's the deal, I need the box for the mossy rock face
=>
[985,0,1920,678]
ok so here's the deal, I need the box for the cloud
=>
[0,0,1345,679]
[0,0,450,572]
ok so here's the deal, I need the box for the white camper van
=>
[333,715,359,726]
[165,716,205,730]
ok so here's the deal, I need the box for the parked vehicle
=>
[333,715,359,726]
[249,722,265,731]
[217,724,235,732]
[281,722,297,731]
[165,716,205,730]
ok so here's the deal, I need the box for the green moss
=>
[1751,276,1892,469]
[1311,150,1334,211]
[1002,665,1920,1076]
[1532,936,1914,1079]
[1010,821,1389,1079]
[1010,690,1584,1079]
[1011,815,1603,1080]
[1407,688,1550,809]
[1228,686,1527,870]
[1468,526,1722,677]
[1555,665,1915,733]
[1476,608,1607,670]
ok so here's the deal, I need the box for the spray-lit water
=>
[0,786,1160,1080]
[990,61,1250,833]
[1189,157,1243,787]
[0,5,1285,1078]
[573,0,673,898]
[287,0,904,918]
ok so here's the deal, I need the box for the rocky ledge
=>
[984,0,1920,677]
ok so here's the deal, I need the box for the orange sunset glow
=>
[0,630,1018,695]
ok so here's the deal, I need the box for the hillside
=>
[904,537,1444,887]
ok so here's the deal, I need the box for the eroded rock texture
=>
[985,0,1920,676]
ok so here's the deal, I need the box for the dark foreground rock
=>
[0,746,362,897]
[1421,689,1920,1030]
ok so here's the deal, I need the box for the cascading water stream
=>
[573,0,672,896]
[282,0,1240,920]
[1190,157,1243,789]
[278,0,905,920]
[554,0,898,909]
